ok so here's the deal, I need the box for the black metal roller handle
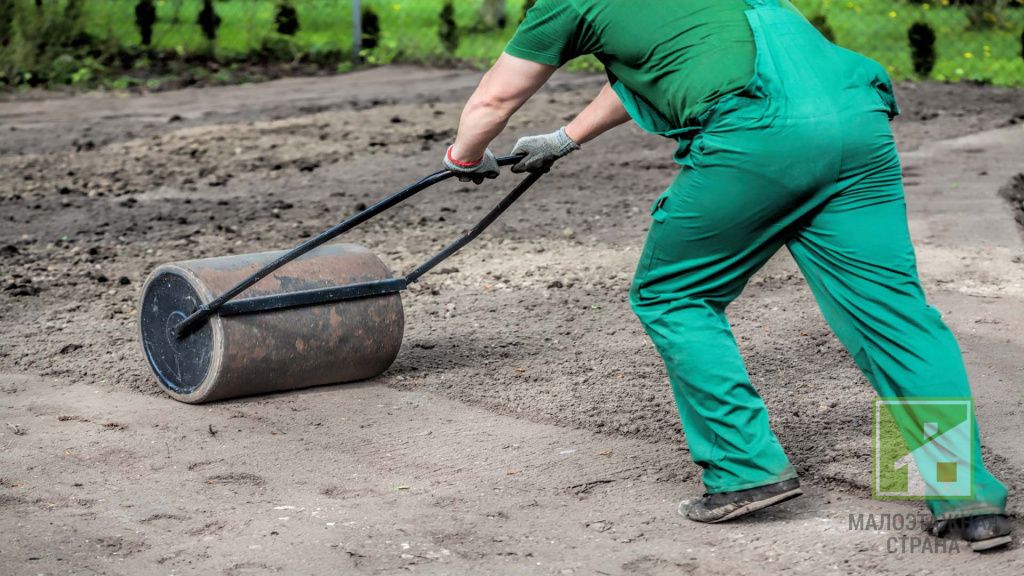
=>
[173,154,535,338]
[496,155,528,167]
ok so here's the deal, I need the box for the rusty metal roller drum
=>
[138,155,543,404]
[138,244,404,404]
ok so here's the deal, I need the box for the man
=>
[442,0,1011,550]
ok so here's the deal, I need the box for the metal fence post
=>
[351,0,362,62]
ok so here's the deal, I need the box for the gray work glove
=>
[510,127,581,174]
[443,146,500,184]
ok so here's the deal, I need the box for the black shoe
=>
[680,478,803,523]
[931,514,1013,552]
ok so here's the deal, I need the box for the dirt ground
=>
[1,67,1023,575]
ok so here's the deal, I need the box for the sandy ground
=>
[1,67,1023,575]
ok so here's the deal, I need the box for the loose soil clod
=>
[999,173,1024,230]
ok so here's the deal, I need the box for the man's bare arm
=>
[565,83,631,145]
[450,53,557,163]
[447,57,632,176]
[508,83,632,173]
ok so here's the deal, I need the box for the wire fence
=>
[2,0,1023,87]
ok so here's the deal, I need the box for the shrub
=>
[4,0,92,85]
[361,7,380,51]
[275,2,300,37]
[438,1,459,54]
[257,35,299,62]
[809,14,835,43]
[908,21,936,78]
[48,52,104,85]
[0,0,14,48]
[134,0,157,47]
[197,0,221,42]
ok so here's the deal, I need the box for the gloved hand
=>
[510,127,581,174]
[443,146,500,184]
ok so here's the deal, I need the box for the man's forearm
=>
[506,82,631,174]
[564,83,631,145]
[450,89,517,162]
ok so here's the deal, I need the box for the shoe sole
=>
[969,535,1012,552]
[681,487,804,523]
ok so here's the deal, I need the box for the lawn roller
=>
[138,155,542,404]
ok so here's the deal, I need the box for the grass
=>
[77,0,539,62]
[805,0,1024,85]
[79,1,351,57]
[7,0,1024,87]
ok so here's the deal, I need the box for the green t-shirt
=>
[505,0,757,130]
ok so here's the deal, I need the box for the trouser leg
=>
[786,131,1008,518]
[628,129,827,492]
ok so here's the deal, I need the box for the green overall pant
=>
[627,0,1007,519]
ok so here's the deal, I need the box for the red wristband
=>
[447,146,482,168]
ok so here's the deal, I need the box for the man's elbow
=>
[468,91,523,116]
[469,69,528,115]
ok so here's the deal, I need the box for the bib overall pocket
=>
[650,192,671,223]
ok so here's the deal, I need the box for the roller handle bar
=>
[173,155,537,337]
